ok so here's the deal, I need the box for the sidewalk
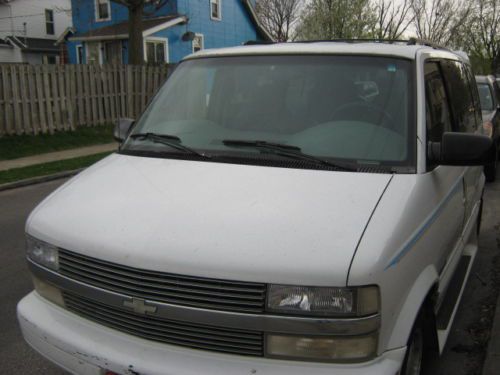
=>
[0,143,117,172]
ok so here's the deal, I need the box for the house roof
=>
[22,37,59,53]
[69,15,187,42]
[1,36,60,53]
[0,38,13,47]
[55,27,76,46]
[4,35,25,48]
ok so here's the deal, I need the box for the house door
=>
[103,41,122,64]
[86,42,100,64]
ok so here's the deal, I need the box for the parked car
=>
[18,40,493,375]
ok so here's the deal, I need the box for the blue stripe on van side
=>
[384,177,464,270]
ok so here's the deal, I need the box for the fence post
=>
[65,65,76,130]
[127,65,134,118]
[18,65,31,134]
[27,65,39,135]
[0,66,5,136]
[10,65,23,135]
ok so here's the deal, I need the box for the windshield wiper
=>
[130,133,211,159]
[222,139,357,171]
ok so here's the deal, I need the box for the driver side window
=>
[425,62,452,143]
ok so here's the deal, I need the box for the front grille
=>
[63,292,264,356]
[58,249,267,313]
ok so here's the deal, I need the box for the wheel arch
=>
[387,265,439,350]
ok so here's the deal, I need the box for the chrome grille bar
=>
[63,292,264,356]
[59,249,267,313]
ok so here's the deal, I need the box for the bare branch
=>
[256,0,301,42]
[371,0,413,40]
[409,0,471,46]
[295,0,374,40]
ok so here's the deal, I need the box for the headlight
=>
[266,333,377,362]
[267,285,379,316]
[26,235,59,271]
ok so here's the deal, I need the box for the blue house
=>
[66,0,271,64]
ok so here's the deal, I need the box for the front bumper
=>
[18,292,406,375]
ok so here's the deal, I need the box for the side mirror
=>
[114,118,135,143]
[428,132,493,166]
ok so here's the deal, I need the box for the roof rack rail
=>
[406,37,449,51]
[244,40,276,46]
[294,38,409,44]
[243,38,451,51]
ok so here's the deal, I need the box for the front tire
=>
[485,158,497,182]
[402,303,439,375]
[402,316,424,375]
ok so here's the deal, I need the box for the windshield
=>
[477,83,494,111]
[123,55,415,171]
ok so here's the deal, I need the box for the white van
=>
[18,40,493,375]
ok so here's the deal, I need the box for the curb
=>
[483,290,500,375]
[0,169,83,192]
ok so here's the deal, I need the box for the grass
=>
[0,125,114,161]
[0,152,112,185]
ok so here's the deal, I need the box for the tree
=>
[461,0,500,73]
[409,0,471,46]
[295,0,375,40]
[111,0,169,65]
[371,0,413,40]
[255,0,301,42]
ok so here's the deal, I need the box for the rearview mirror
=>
[428,132,493,166]
[114,118,135,143]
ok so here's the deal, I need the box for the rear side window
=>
[441,61,478,133]
[492,81,500,104]
[463,64,482,128]
[478,83,494,111]
[424,62,452,142]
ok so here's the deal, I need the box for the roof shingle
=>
[73,15,183,40]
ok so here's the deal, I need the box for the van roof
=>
[184,40,464,62]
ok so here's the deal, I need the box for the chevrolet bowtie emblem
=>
[123,297,158,315]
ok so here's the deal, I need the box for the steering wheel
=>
[330,101,396,129]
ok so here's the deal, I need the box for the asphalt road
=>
[0,179,67,374]
[0,176,499,374]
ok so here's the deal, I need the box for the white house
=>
[0,0,72,64]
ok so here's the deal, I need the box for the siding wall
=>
[155,0,258,62]
[0,0,72,41]
[71,0,177,35]
[0,46,22,63]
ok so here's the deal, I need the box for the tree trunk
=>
[128,3,144,65]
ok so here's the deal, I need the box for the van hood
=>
[27,154,392,286]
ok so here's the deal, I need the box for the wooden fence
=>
[0,64,170,136]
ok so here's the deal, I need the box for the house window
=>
[76,45,84,64]
[210,0,221,20]
[145,39,168,64]
[96,0,111,21]
[44,55,57,64]
[192,34,204,53]
[45,9,54,35]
